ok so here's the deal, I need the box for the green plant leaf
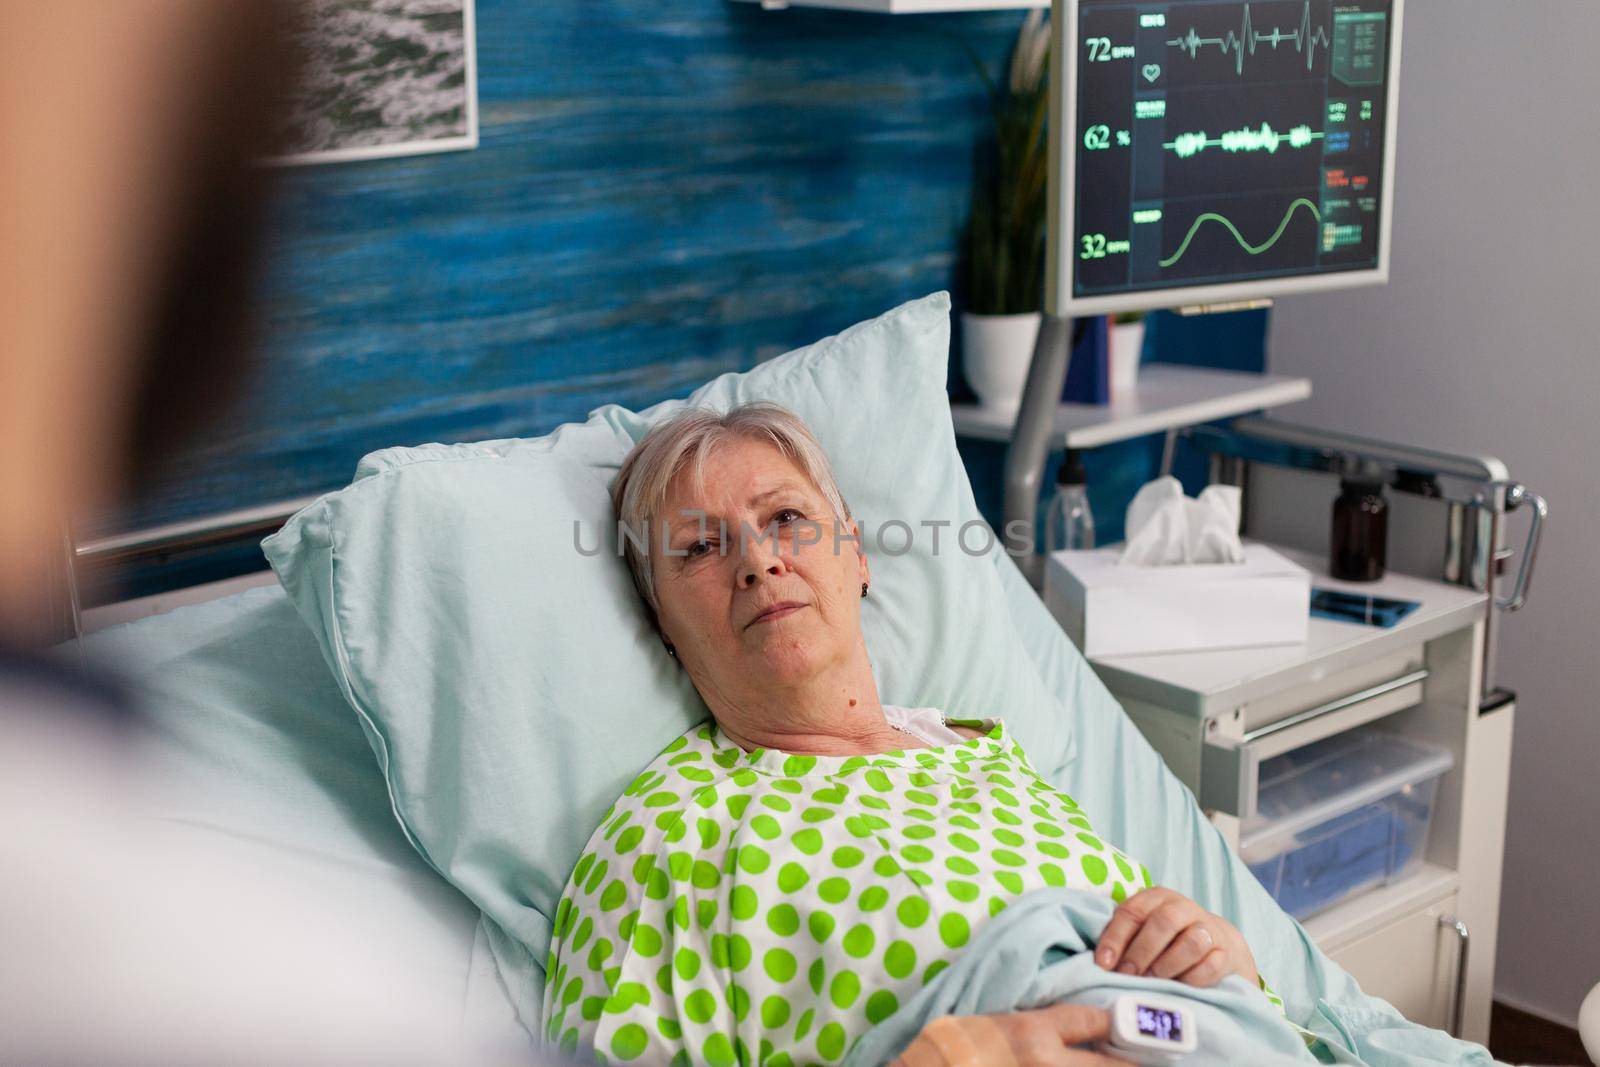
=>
[963,18,1051,315]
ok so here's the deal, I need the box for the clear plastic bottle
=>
[1046,450,1095,553]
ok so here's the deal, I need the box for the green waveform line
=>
[1166,2,1332,76]
[1159,197,1322,270]
[1164,122,1324,159]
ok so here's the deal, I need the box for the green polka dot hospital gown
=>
[542,710,1267,1065]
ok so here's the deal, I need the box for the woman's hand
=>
[1095,886,1258,988]
[893,1005,1129,1066]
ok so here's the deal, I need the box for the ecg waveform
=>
[1159,197,1322,269]
[1166,3,1333,76]
[1164,122,1325,159]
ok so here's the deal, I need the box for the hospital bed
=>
[66,293,1512,1066]
[80,531,1504,1064]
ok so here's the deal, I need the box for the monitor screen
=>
[1054,0,1400,315]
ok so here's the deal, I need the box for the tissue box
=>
[1044,541,1311,658]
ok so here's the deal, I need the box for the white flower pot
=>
[961,311,1042,414]
[1110,319,1145,401]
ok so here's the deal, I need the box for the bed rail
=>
[74,497,315,569]
[50,496,316,641]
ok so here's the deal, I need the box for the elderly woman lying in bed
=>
[543,403,1272,1066]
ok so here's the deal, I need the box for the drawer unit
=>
[1240,727,1453,920]
[1199,653,1429,822]
[1324,892,1465,1034]
[1058,543,1502,1043]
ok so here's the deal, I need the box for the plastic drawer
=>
[1239,726,1453,921]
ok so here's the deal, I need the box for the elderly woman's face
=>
[650,437,869,695]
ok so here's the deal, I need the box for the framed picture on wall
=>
[271,0,478,166]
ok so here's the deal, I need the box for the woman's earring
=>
[664,643,678,659]
[860,582,869,599]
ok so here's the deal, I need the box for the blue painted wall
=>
[122,0,1028,535]
[107,0,1266,598]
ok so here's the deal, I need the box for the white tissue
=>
[1118,476,1246,566]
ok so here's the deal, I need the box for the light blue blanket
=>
[843,887,1319,1067]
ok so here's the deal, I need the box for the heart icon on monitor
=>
[1142,64,1161,83]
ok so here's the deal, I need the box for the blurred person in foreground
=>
[0,4,546,1063]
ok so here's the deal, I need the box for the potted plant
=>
[961,12,1050,413]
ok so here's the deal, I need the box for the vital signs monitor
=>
[1051,0,1403,315]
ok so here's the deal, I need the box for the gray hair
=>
[612,402,853,620]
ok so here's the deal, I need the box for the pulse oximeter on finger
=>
[1099,993,1198,1064]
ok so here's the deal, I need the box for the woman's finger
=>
[1094,887,1173,970]
[1145,921,1215,980]
[1175,946,1231,988]
[1115,899,1199,976]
